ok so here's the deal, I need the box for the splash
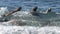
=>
[0,26,60,34]
[0,7,9,16]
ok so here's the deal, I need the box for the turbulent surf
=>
[0,0,60,34]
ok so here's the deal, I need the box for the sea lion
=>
[3,7,22,17]
[1,7,22,22]
[40,8,51,14]
[30,7,39,16]
[45,8,51,14]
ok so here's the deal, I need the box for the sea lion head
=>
[16,7,22,11]
[48,8,51,12]
[32,6,38,12]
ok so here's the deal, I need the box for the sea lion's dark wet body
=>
[31,12,39,16]
[31,7,39,16]
[0,7,22,22]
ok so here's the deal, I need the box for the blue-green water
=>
[0,0,60,11]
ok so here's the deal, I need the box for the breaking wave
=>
[0,7,60,34]
[0,26,60,34]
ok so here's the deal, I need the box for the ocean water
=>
[0,0,60,34]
